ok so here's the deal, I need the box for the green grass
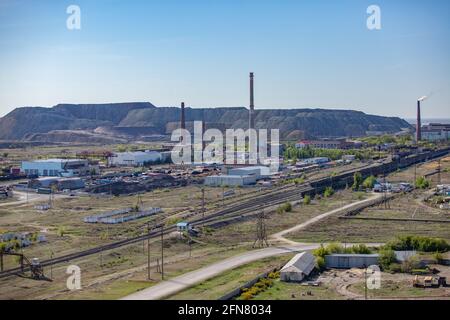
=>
[251,279,344,300]
[167,255,292,300]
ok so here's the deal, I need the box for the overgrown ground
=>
[287,158,450,244]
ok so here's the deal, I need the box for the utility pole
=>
[364,266,368,300]
[414,163,417,189]
[437,159,441,186]
[201,188,205,220]
[50,251,53,279]
[160,224,164,280]
[222,186,225,207]
[147,222,151,280]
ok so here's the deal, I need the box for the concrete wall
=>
[204,175,256,187]
[325,254,379,269]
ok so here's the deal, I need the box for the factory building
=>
[227,166,272,179]
[21,159,89,177]
[325,254,379,269]
[295,139,356,150]
[204,175,256,187]
[108,150,164,167]
[280,252,316,282]
[421,123,450,141]
[299,157,330,166]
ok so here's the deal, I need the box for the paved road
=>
[0,191,69,208]
[121,243,320,300]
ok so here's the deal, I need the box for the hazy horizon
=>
[1,0,449,119]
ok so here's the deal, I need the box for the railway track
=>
[1,147,448,279]
[0,184,311,279]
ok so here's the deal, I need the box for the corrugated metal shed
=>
[280,252,315,282]
[325,254,379,269]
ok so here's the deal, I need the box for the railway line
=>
[0,147,448,279]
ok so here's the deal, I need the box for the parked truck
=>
[413,275,447,288]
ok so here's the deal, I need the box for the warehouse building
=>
[325,254,379,269]
[227,166,272,179]
[21,159,89,177]
[108,150,163,167]
[204,175,256,187]
[280,252,315,282]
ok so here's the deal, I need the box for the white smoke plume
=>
[418,96,427,102]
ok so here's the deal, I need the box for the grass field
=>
[167,255,293,300]
[251,279,344,300]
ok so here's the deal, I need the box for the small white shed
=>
[280,251,315,282]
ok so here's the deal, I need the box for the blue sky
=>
[0,0,449,118]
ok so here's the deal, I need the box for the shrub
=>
[303,195,311,205]
[313,244,329,258]
[323,187,334,198]
[326,242,345,254]
[352,172,363,191]
[267,271,280,279]
[385,236,449,253]
[277,202,293,214]
[387,263,402,273]
[57,226,67,237]
[363,176,377,189]
[415,176,430,189]
[378,249,397,270]
[433,252,443,264]
[351,244,371,254]
[316,256,326,271]
[0,242,6,253]
[283,202,292,212]
[400,256,421,273]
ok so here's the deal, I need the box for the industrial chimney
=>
[181,102,186,130]
[249,72,255,130]
[416,100,422,142]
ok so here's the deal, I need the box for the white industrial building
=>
[280,252,316,282]
[227,166,272,179]
[108,151,163,167]
[21,159,89,177]
[204,175,257,187]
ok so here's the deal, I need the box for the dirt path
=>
[271,193,382,245]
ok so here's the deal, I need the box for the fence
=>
[83,207,162,224]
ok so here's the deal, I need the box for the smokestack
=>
[249,72,255,130]
[180,102,186,130]
[416,100,422,142]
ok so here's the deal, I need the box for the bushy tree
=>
[352,172,363,191]
[378,249,397,270]
[415,176,430,189]
[363,176,377,189]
